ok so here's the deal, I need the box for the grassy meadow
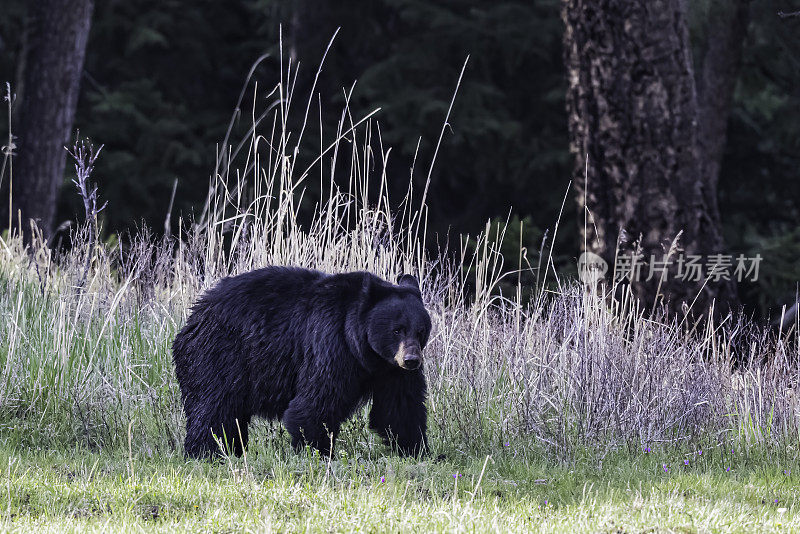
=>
[1,445,798,533]
[1,65,799,532]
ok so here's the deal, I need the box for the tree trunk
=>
[11,0,93,242]
[696,0,753,229]
[563,0,741,318]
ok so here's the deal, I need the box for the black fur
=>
[172,266,432,458]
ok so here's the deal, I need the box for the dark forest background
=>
[0,0,799,318]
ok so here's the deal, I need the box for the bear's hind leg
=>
[184,402,251,458]
[184,418,218,458]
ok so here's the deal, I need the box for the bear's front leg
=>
[369,369,428,456]
[282,367,363,456]
[283,398,340,456]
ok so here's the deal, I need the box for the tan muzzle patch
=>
[394,341,407,368]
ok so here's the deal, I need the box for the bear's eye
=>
[393,328,403,336]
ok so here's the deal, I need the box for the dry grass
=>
[1,54,798,460]
[0,49,799,532]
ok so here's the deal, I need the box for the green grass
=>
[2,60,799,532]
[0,442,797,533]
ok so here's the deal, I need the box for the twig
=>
[2,83,16,233]
[778,10,800,18]
[66,139,106,288]
[164,178,178,238]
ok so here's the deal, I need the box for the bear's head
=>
[362,274,432,371]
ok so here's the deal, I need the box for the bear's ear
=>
[397,274,420,291]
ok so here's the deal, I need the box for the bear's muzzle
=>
[394,341,422,370]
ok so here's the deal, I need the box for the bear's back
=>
[203,266,325,304]
[185,266,326,343]
[174,267,333,418]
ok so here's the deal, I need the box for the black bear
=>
[172,266,432,458]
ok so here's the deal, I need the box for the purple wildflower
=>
[380,476,385,483]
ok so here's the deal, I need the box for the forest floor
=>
[2,88,798,532]
[0,442,797,533]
